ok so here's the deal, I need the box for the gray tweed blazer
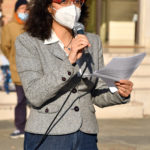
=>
[15,32,130,135]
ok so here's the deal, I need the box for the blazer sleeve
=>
[15,34,78,108]
[1,25,11,60]
[91,35,130,108]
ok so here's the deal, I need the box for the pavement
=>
[0,118,150,150]
[0,51,150,150]
[97,118,150,150]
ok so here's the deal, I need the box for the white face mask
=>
[53,5,81,29]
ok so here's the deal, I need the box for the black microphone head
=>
[73,23,85,35]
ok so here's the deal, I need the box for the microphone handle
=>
[76,29,89,51]
[77,29,84,35]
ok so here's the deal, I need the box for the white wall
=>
[139,0,150,48]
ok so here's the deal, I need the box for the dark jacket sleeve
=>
[1,25,11,60]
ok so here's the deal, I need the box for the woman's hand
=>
[115,80,133,98]
[68,34,91,64]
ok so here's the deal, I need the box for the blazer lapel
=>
[46,43,94,75]
[47,43,67,60]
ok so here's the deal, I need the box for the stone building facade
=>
[97,0,150,49]
[1,0,150,49]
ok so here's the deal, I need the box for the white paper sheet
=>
[89,52,146,87]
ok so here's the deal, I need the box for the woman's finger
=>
[118,89,130,97]
[71,41,90,52]
[115,80,133,89]
[74,36,91,47]
[119,80,133,86]
[118,86,131,97]
[116,84,133,91]
[117,84,133,93]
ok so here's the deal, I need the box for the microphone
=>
[73,22,89,51]
[73,22,85,35]
[73,23,90,70]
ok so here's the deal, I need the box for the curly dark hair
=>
[25,0,88,40]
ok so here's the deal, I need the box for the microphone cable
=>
[34,60,89,150]
[34,22,88,150]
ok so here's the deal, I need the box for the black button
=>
[72,88,77,93]
[45,108,49,113]
[68,71,71,76]
[62,77,66,81]
[74,106,79,112]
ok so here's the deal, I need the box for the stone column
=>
[96,0,102,35]
[139,0,150,49]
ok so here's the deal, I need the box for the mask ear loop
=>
[51,6,57,11]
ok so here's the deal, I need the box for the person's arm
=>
[15,34,79,108]
[91,35,130,108]
[1,25,11,59]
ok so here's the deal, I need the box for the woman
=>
[15,0,133,150]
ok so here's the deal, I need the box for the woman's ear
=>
[48,6,53,14]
